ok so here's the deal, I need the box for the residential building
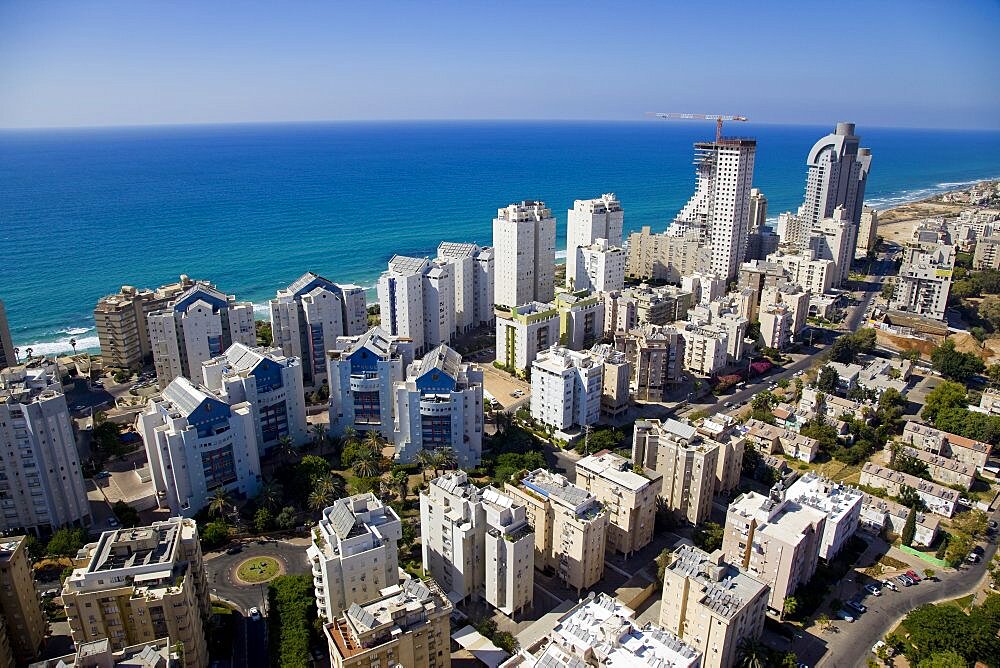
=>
[603,284,693,336]
[859,463,958,517]
[896,446,975,489]
[61,518,210,668]
[30,638,180,668]
[505,469,609,593]
[575,450,661,556]
[680,323,729,376]
[697,415,746,495]
[589,344,630,418]
[660,545,769,668]
[738,260,788,302]
[761,283,809,338]
[743,419,819,463]
[979,388,1000,416]
[437,242,496,332]
[824,361,864,394]
[327,327,415,439]
[93,276,197,371]
[530,347,602,432]
[419,472,533,616]
[856,357,911,397]
[758,303,793,350]
[973,234,1000,270]
[307,494,403,621]
[766,250,834,295]
[749,188,768,230]
[575,239,626,293]
[269,272,367,390]
[785,474,863,560]
[138,377,261,517]
[494,302,559,376]
[493,201,556,308]
[856,206,879,260]
[201,343,308,456]
[392,344,484,468]
[377,255,455,356]
[555,291,605,351]
[148,282,255,388]
[900,421,992,471]
[889,244,955,321]
[324,578,452,668]
[625,226,708,282]
[722,488,826,609]
[0,365,90,534]
[804,207,855,287]
[796,123,872,233]
[614,324,685,401]
[0,301,13,371]
[682,273,726,307]
[632,419,719,524]
[566,194,625,290]
[859,494,939,547]
[0,537,45,664]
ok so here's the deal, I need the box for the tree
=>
[693,522,724,552]
[782,595,799,619]
[208,488,232,518]
[351,444,382,478]
[275,506,297,530]
[930,340,985,382]
[310,423,328,455]
[308,475,343,512]
[258,481,284,511]
[881,279,896,301]
[979,295,1000,331]
[901,506,917,546]
[898,485,927,511]
[276,435,297,465]
[586,428,624,453]
[389,469,410,502]
[736,638,769,668]
[944,532,974,567]
[953,509,988,538]
[916,651,969,668]
[923,568,936,580]
[46,528,87,557]
[815,613,832,634]
[254,507,274,533]
[817,367,839,394]
[655,548,673,586]
[431,449,456,475]
[201,521,231,549]
[112,500,140,528]
[268,575,315,668]
[297,455,333,486]
[921,381,968,423]
[751,391,777,411]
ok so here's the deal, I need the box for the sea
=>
[2,120,1000,356]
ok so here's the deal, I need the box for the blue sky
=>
[1,0,998,129]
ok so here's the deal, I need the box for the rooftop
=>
[576,450,651,492]
[668,544,768,620]
[519,469,602,518]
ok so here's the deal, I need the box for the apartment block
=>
[625,226,708,283]
[575,450,661,556]
[804,207,855,288]
[589,344,630,418]
[269,272,367,390]
[325,578,452,668]
[566,194,624,290]
[760,282,809,338]
[856,206,879,260]
[327,327,416,440]
[505,469,608,593]
[900,421,992,471]
[307,494,403,621]
[979,388,1000,416]
[437,242,496,332]
[62,518,210,668]
[859,494,940,547]
[797,123,872,234]
[0,537,45,664]
[493,201,557,308]
[201,343,308,456]
[392,344,484,468]
[896,445,975,489]
[660,545,769,668]
[632,419,719,525]
[494,302,559,376]
[889,244,955,321]
[614,324,685,401]
[530,347,602,432]
[0,365,91,533]
[859,463,958,517]
[680,323,729,376]
[0,301,14,371]
[973,234,1000,270]
[575,239,626,293]
[785,473,863,560]
[766,250,834,295]
[377,255,455,356]
[555,291,605,351]
[743,419,819,463]
[30,638,180,668]
[603,284,694,336]
[138,377,261,517]
[148,282,255,388]
[758,303,793,351]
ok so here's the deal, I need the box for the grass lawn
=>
[807,460,862,484]
[236,557,280,583]
[943,593,976,611]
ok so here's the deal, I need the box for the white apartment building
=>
[327,327,416,440]
[890,244,955,321]
[859,463,958,518]
[807,206,855,287]
[530,347,603,432]
[148,282,255,388]
[660,545,769,668]
[307,493,403,621]
[436,242,496,332]
[797,122,872,233]
[495,302,559,376]
[682,273,726,307]
[377,255,455,356]
[493,201,556,308]
[766,250,834,295]
[973,234,1000,270]
[138,377,261,516]
[575,451,661,556]
[979,388,1000,416]
[759,303,793,351]
[392,344,484,468]
[614,324,685,401]
[0,366,90,534]
[566,194,624,290]
[856,206,879,260]
[201,343,308,456]
[785,473,863,561]
[0,301,15,371]
[760,282,809,338]
[632,419,719,525]
[576,239,626,293]
[680,323,729,377]
[419,472,533,616]
[555,291,605,351]
[269,272,367,390]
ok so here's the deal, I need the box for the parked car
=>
[846,600,867,615]
[724,402,733,408]
[107,517,120,528]
[872,641,886,656]
[864,584,882,597]
[905,570,922,582]
[225,545,243,555]
[836,609,855,622]
[967,553,981,564]
[896,575,912,587]
[882,579,898,592]
[94,471,111,479]
[249,607,262,621]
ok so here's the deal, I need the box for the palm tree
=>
[258,481,284,511]
[208,488,232,518]
[736,638,769,668]
[276,435,296,465]
[364,430,385,456]
[352,446,381,478]
[69,338,77,354]
[416,450,435,481]
[432,449,457,476]
[311,423,328,456]
[389,469,410,501]
[308,475,342,512]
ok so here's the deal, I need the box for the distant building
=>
[785,473,863,560]
[494,302,559,376]
[632,419,719,524]
[0,537,45,664]
[889,244,955,321]
[979,388,1000,416]
[973,234,1000,270]
[748,188,768,231]
[614,324,685,401]
[680,323,729,376]
[566,194,624,291]
[859,463,958,518]
[760,282,809,339]
[575,450,661,556]
[625,226,707,282]
[856,206,879,260]
[797,123,872,233]
[576,238,626,293]
[0,300,14,371]
[437,242,496,332]
[896,446,975,490]
[530,347,603,432]
[603,284,693,335]
[766,250,834,295]
[377,255,455,356]
[493,201,556,308]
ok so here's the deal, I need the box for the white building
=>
[269,272,368,390]
[201,343,308,456]
[682,273,725,307]
[392,344,484,468]
[307,493,402,621]
[785,473,863,560]
[566,194,624,290]
[749,187,768,231]
[148,283,256,388]
[680,323,729,377]
[759,303,793,351]
[493,201,557,308]
[766,249,835,295]
[377,255,455,355]
[576,239,626,293]
[138,377,261,516]
[495,302,559,376]
[0,366,90,534]
[530,347,603,432]
[437,242,496,332]
[327,327,416,440]
[807,206,855,288]
[890,244,955,321]
[797,122,872,235]
[759,283,809,339]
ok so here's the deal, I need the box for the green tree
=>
[978,295,1000,331]
[112,500,140,528]
[308,474,344,512]
[389,469,410,502]
[944,532,974,567]
[930,340,985,382]
[208,488,233,518]
[693,522,724,552]
[254,507,274,533]
[736,638,770,668]
[350,443,382,478]
[817,367,839,394]
[297,455,333,486]
[268,575,315,668]
[782,595,799,619]
[881,279,896,301]
[275,506,297,530]
[916,650,969,668]
[898,485,927,511]
[921,381,968,423]
[901,506,917,546]
[46,528,87,557]
[655,548,673,586]
[258,481,284,511]
[310,423,328,455]
[751,391,777,411]
[586,428,624,453]
[201,521,231,549]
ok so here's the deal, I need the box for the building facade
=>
[437,242,496,332]
[566,194,624,290]
[614,324,685,402]
[0,301,14,371]
[797,122,872,233]
[889,244,955,321]
[575,450,661,556]
[632,419,719,524]
[785,473,863,561]
[530,347,603,432]
[493,201,556,308]
[0,537,45,664]
[377,255,455,356]
[494,302,559,376]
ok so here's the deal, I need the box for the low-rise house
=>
[896,445,975,490]
[977,388,1000,416]
[857,358,911,397]
[29,639,179,668]
[859,493,940,547]
[743,419,820,463]
[824,361,864,394]
[859,463,958,517]
[900,421,992,471]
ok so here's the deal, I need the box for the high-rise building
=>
[554,291,605,351]
[269,272,367,390]
[890,244,955,321]
[673,138,757,282]
[798,123,872,233]
[377,255,455,356]
[575,239,626,293]
[758,303,794,351]
[759,283,809,339]
[148,282,255,388]
[766,250,834,295]
[0,365,91,534]
[201,343,308,456]
[505,469,609,593]
[93,275,197,371]
[307,494,402,621]
[632,419,719,524]
[589,344,631,418]
[575,450,661,556]
[856,206,879,260]
[493,201,556,308]
[494,302,559,376]
[392,344,484,468]
[806,206,854,287]
[138,377,261,516]
[566,194,624,291]
[327,327,416,439]
[61,518,210,668]
[0,537,45,664]
[679,323,729,377]
[324,578,452,668]
[748,188,768,230]
[419,472,534,616]
[0,301,16,371]
[614,324,685,401]
[785,473,863,561]
[530,347,603,432]
[436,242,496,333]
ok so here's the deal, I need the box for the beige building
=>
[62,518,210,668]
[493,201,556,309]
[325,578,452,668]
[766,249,834,295]
[505,469,608,593]
[625,226,708,283]
[633,419,719,525]
[680,323,729,376]
[660,545,769,668]
[575,450,662,556]
[0,537,46,664]
[897,445,975,489]
[614,324,685,401]
[900,421,992,471]
[697,416,746,495]
[758,303,793,351]
[859,463,958,518]
[856,206,879,260]
[760,282,809,338]
[589,344,630,418]
[30,638,180,668]
[974,234,1000,270]
[744,419,819,463]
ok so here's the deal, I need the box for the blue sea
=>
[2,120,1000,356]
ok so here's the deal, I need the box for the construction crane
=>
[646,112,749,142]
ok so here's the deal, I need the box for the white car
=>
[249,607,262,621]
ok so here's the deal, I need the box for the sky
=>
[1,0,998,130]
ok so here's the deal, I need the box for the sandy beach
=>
[875,179,999,243]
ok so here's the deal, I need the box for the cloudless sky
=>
[1,0,998,129]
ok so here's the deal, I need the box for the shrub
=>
[268,575,316,668]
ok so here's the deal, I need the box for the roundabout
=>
[234,556,282,584]
[205,539,310,613]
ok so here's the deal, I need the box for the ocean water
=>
[2,120,1000,356]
